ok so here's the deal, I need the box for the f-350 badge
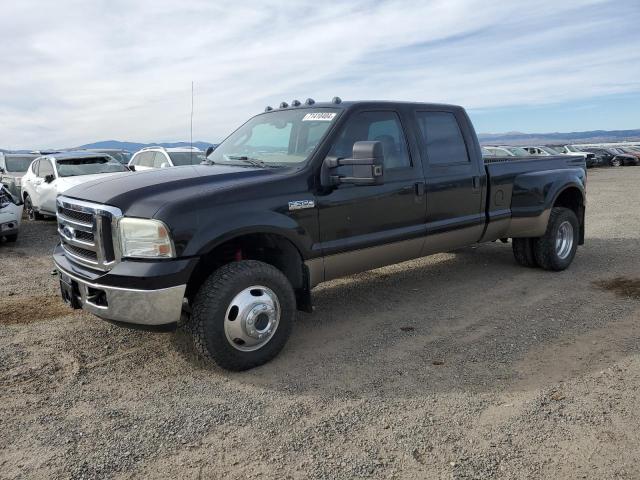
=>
[288,200,315,211]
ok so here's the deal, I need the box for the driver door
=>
[36,158,58,214]
[316,108,427,280]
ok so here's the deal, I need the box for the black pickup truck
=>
[53,99,586,370]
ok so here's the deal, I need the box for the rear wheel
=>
[533,207,579,271]
[189,260,295,371]
[610,157,622,167]
[512,238,537,267]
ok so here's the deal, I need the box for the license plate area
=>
[59,272,82,309]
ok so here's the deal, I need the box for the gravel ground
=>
[1,167,639,479]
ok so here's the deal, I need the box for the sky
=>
[1,0,639,149]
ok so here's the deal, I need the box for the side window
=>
[153,152,168,168]
[329,111,410,169]
[38,159,54,178]
[32,160,40,175]
[134,152,154,167]
[416,111,470,165]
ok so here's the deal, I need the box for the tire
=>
[189,260,295,371]
[610,157,622,167]
[5,234,18,242]
[533,207,579,271]
[24,195,44,220]
[512,238,537,267]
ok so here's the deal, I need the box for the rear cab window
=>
[415,111,470,166]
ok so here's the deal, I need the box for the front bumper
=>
[53,243,193,325]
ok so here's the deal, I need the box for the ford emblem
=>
[63,225,75,238]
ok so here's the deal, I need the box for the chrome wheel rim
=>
[224,285,280,352]
[555,221,574,260]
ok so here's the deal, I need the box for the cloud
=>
[0,0,638,148]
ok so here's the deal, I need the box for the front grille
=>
[63,243,98,261]
[57,196,122,271]
[58,205,93,225]
[74,230,94,242]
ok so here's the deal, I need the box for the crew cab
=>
[128,146,206,171]
[53,99,587,370]
[21,152,129,220]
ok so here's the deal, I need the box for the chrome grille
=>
[57,196,122,271]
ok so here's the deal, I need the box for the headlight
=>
[119,218,175,258]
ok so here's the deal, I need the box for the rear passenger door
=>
[414,110,484,255]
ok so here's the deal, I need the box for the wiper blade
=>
[225,156,278,168]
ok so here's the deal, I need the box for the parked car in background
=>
[618,146,640,162]
[483,146,530,156]
[21,152,129,220]
[523,146,564,156]
[0,184,22,242]
[128,146,206,171]
[0,153,38,197]
[554,145,597,168]
[581,147,638,167]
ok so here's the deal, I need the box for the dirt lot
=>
[1,168,639,479]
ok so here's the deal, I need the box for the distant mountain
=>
[75,140,217,152]
[478,129,640,146]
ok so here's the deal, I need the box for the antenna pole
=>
[190,81,194,156]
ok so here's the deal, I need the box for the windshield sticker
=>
[302,112,336,122]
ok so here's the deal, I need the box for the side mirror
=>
[321,141,384,187]
[0,167,5,174]
[205,146,215,157]
[127,164,136,171]
[160,162,170,169]
[45,174,55,183]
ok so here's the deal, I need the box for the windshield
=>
[56,156,128,177]
[207,108,340,167]
[506,147,530,156]
[103,152,131,164]
[566,145,580,152]
[5,155,36,172]
[168,151,206,166]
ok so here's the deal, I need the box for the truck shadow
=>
[174,237,640,399]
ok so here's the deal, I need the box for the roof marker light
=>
[332,96,342,104]
[264,106,273,112]
[279,102,289,108]
[305,98,315,105]
[291,99,301,107]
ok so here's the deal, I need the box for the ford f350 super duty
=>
[53,99,586,370]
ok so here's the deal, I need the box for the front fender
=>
[187,208,315,258]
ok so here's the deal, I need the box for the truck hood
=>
[62,164,278,218]
[57,171,128,192]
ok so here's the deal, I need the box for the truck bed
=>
[480,155,586,242]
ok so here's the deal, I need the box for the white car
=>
[128,146,206,171]
[21,152,129,220]
[0,184,23,242]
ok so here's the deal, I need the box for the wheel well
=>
[554,187,583,218]
[554,186,585,244]
[185,233,311,311]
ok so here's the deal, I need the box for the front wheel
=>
[24,195,43,220]
[610,157,622,167]
[533,207,579,271]
[189,260,295,370]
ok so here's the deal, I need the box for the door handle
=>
[415,181,425,196]
[472,176,480,191]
